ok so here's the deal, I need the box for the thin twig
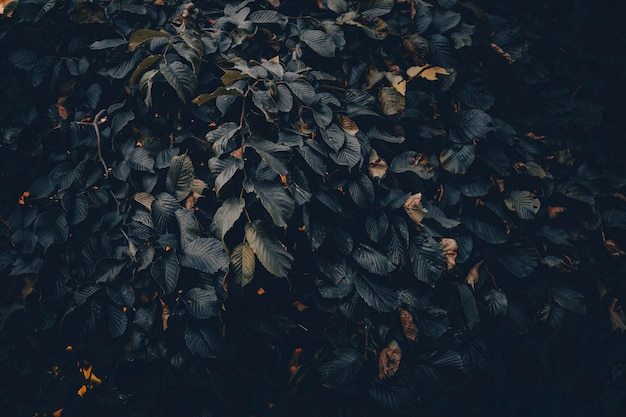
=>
[91,109,109,178]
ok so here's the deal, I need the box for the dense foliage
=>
[1,0,626,416]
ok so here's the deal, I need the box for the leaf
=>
[108,305,127,338]
[352,243,395,275]
[89,39,128,50]
[485,289,508,317]
[458,283,480,328]
[34,212,68,249]
[330,133,361,169]
[321,124,345,151]
[551,287,586,315]
[399,309,418,341]
[449,109,493,143]
[127,147,154,172]
[94,258,126,283]
[167,153,194,201]
[252,89,279,121]
[185,326,225,358]
[9,50,38,71]
[129,55,161,85]
[205,122,241,157]
[175,208,201,248]
[410,234,446,286]
[300,30,335,57]
[230,241,256,287]
[183,287,219,319]
[378,87,405,115]
[287,80,316,105]
[348,174,375,208]
[378,340,402,379]
[129,29,170,51]
[504,190,541,220]
[179,237,229,274]
[192,87,244,106]
[248,9,287,24]
[151,251,179,293]
[252,181,295,228]
[406,65,449,80]
[463,216,508,244]
[159,61,198,102]
[365,212,389,243]
[390,151,433,180]
[498,244,538,278]
[440,145,475,175]
[245,220,293,278]
[211,197,245,239]
[210,156,244,196]
[318,349,363,388]
[151,192,178,233]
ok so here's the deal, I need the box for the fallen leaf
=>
[399,309,418,341]
[369,149,388,179]
[404,193,428,224]
[440,238,458,270]
[407,65,449,81]
[466,261,483,289]
[378,340,402,379]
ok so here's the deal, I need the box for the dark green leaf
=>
[151,192,179,233]
[355,275,398,312]
[287,80,316,105]
[348,174,375,208]
[34,212,68,249]
[108,305,128,337]
[449,109,493,143]
[251,181,295,228]
[410,235,445,286]
[504,190,541,220]
[551,287,586,315]
[89,39,127,50]
[244,220,293,278]
[352,243,396,275]
[498,244,538,278]
[183,287,219,319]
[185,326,225,358]
[167,153,195,201]
[211,197,245,239]
[300,30,336,57]
[440,145,475,174]
[230,241,256,287]
[318,349,363,388]
[159,61,198,102]
[458,283,480,327]
[179,237,229,274]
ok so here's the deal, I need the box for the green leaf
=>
[458,283,480,328]
[167,153,195,201]
[183,287,219,319]
[94,258,126,283]
[330,132,361,169]
[300,29,336,57]
[449,109,493,143]
[244,220,293,278]
[252,89,279,121]
[355,275,398,312]
[230,241,256,287]
[90,39,128,50]
[211,197,245,239]
[151,251,179,293]
[151,192,179,233]
[129,29,170,52]
[485,289,508,317]
[410,235,445,286]
[192,87,244,106]
[34,212,68,249]
[321,124,345,151]
[179,237,229,274]
[159,61,198,102]
[185,326,225,358]
[251,181,295,228]
[248,9,287,24]
[287,80,316,105]
[440,145,475,174]
[175,208,201,248]
[209,156,244,196]
[551,287,586,314]
[318,349,363,388]
[497,244,537,278]
[129,55,162,85]
[463,216,508,244]
[348,174,375,208]
[351,243,396,275]
[108,305,128,338]
[390,151,434,180]
[504,190,541,220]
[205,122,241,157]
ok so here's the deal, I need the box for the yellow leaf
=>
[406,65,449,81]
[385,72,406,96]
[77,385,87,397]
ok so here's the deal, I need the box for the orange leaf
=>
[466,261,483,289]
[378,340,402,379]
[399,309,418,341]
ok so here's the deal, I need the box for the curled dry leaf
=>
[466,260,483,289]
[404,192,428,224]
[605,240,625,257]
[439,238,458,270]
[399,309,418,341]
[406,65,449,81]
[378,340,402,379]
[160,299,170,331]
[369,149,388,179]
[548,206,567,219]
[610,298,626,332]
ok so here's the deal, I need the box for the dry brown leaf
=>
[160,299,170,331]
[466,261,483,289]
[336,114,359,136]
[21,275,36,299]
[490,43,515,63]
[404,192,428,224]
[230,147,244,159]
[605,240,625,257]
[368,149,388,180]
[440,238,458,270]
[378,340,402,379]
[548,206,567,219]
[610,298,626,332]
[406,65,449,81]
[385,72,407,96]
[399,309,418,341]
